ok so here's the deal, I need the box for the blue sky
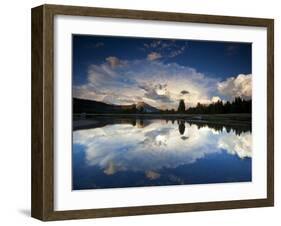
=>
[73,35,252,110]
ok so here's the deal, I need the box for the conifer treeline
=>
[185,97,251,114]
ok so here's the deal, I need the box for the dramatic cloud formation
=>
[73,56,226,109]
[217,74,252,100]
[73,122,252,175]
[73,36,252,111]
[73,53,252,109]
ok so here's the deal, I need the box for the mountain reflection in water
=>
[73,118,252,190]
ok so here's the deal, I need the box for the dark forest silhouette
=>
[182,97,251,114]
[73,96,251,115]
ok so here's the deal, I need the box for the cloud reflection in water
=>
[73,120,252,177]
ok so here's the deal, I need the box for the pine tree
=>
[177,99,186,113]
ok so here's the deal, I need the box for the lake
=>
[72,117,252,190]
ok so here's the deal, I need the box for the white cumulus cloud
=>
[218,132,252,159]
[211,96,221,102]
[217,74,252,100]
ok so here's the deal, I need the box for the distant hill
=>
[73,98,161,114]
[136,101,160,113]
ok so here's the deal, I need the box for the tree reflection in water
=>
[73,116,251,136]
[178,120,186,135]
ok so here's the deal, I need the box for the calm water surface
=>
[72,118,252,190]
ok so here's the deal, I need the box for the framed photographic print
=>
[31,4,274,221]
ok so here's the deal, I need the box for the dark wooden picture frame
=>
[31,4,274,221]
